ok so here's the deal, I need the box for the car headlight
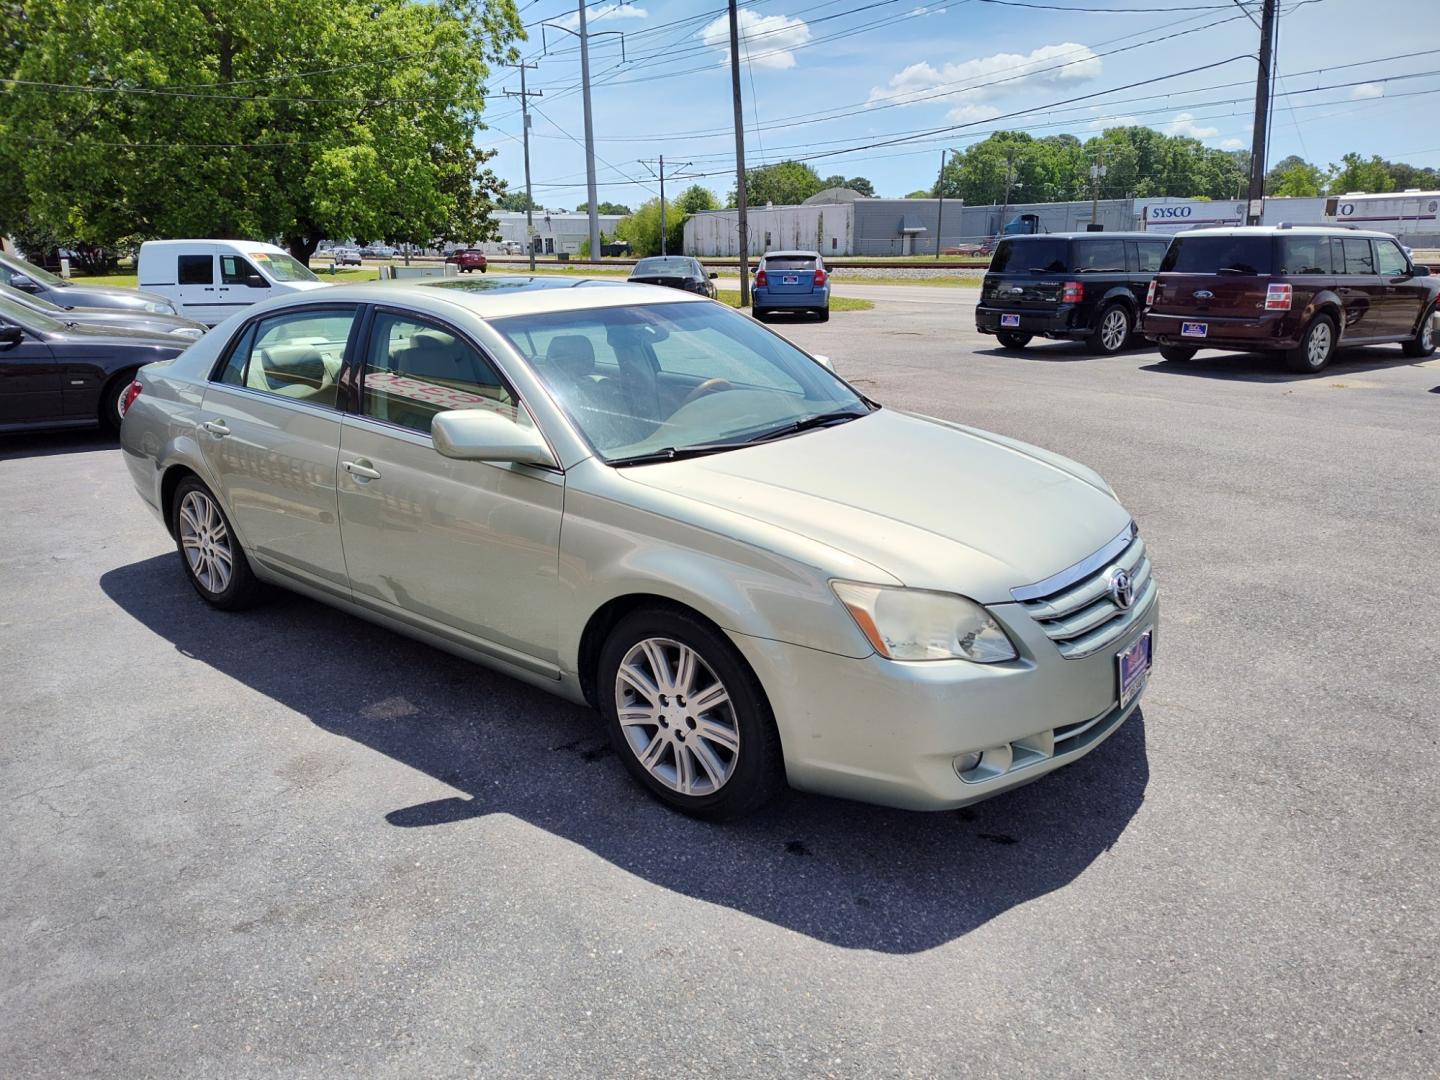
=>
[170,326,204,338]
[832,581,1017,663]
[144,301,177,315]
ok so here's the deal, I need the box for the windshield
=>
[1,252,66,287]
[250,251,320,283]
[0,292,63,333]
[492,302,869,462]
[989,238,1069,274]
[0,282,62,312]
[1160,235,1272,275]
[632,258,692,277]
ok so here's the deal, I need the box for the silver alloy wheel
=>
[1100,307,1128,351]
[178,490,234,595]
[615,637,740,796]
[1423,315,1435,351]
[1307,321,1332,367]
[116,386,128,424]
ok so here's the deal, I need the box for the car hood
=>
[54,282,175,309]
[63,307,207,334]
[47,320,193,347]
[616,408,1130,602]
[282,280,332,292]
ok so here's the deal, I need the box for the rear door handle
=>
[200,419,229,437]
[343,459,381,481]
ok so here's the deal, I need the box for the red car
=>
[445,248,488,273]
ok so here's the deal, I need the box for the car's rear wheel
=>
[1286,313,1337,373]
[599,607,783,820]
[171,477,261,610]
[1159,345,1196,362]
[98,372,136,436]
[752,307,769,321]
[1401,303,1437,357]
[1088,304,1132,355]
[816,306,830,322]
[996,331,1031,350]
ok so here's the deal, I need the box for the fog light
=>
[953,751,982,775]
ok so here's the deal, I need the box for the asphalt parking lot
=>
[3,291,1438,1078]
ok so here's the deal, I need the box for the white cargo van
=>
[137,240,330,325]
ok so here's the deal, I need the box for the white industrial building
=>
[487,210,627,255]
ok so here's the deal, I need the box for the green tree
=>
[575,201,632,215]
[905,189,932,199]
[1265,155,1325,196]
[1328,153,1397,194]
[1,0,521,263]
[615,186,717,256]
[672,184,718,215]
[500,191,541,212]
[729,160,824,207]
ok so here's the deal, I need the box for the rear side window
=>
[1073,239,1126,273]
[1136,241,1169,272]
[763,256,816,271]
[990,239,1068,274]
[214,308,357,409]
[1278,237,1332,275]
[1341,239,1375,275]
[178,255,213,285]
[1159,236,1272,275]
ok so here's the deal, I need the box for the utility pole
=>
[1246,0,1278,224]
[503,61,541,272]
[934,150,946,260]
[998,154,1020,238]
[639,156,695,256]
[577,0,601,259]
[1089,155,1107,227]
[727,0,751,307]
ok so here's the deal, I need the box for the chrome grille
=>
[1015,528,1156,659]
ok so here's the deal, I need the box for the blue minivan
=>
[753,250,830,321]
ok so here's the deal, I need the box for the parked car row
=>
[976,226,1438,371]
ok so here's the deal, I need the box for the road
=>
[2,287,1438,1078]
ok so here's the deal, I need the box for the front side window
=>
[221,255,266,288]
[1278,237,1332,275]
[1342,238,1375,275]
[493,302,868,462]
[178,255,214,285]
[214,307,356,408]
[360,312,520,435]
[1374,239,1409,277]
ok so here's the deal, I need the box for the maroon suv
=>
[445,248,488,274]
[1139,226,1438,372]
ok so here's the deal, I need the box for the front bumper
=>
[728,592,1158,811]
[976,303,1086,339]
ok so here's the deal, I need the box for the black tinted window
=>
[1160,236,1272,275]
[1341,239,1375,275]
[221,255,265,287]
[990,239,1068,273]
[1073,239,1126,273]
[1137,241,1169,272]
[763,256,817,271]
[178,255,213,285]
[1278,237,1332,275]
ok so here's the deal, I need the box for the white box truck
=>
[137,240,331,325]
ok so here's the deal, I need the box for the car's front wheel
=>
[171,476,261,610]
[599,607,783,820]
[996,331,1031,350]
[1159,345,1196,362]
[1401,303,1437,358]
[1286,313,1337,373]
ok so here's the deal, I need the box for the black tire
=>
[753,307,769,321]
[816,306,830,322]
[996,331,1032,350]
[1159,345,1196,362]
[170,476,262,611]
[598,606,784,820]
[480,265,488,273]
[1401,303,1437,358]
[1285,313,1337,373]
[1087,303,1133,355]
[98,372,136,437]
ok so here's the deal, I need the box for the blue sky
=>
[481,0,1440,208]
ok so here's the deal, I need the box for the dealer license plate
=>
[1118,629,1153,709]
[783,274,799,285]
[1181,321,1208,338]
[1000,313,1021,328]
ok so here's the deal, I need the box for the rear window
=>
[990,238,1068,274]
[1159,235,1272,275]
[1278,236,1332,275]
[762,256,816,271]
[633,257,691,276]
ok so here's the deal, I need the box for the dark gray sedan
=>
[0,292,190,435]
[0,283,207,339]
[0,250,180,317]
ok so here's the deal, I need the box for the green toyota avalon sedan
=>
[119,277,1157,819]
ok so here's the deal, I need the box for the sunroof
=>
[421,275,628,293]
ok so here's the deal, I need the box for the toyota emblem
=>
[1107,567,1135,610]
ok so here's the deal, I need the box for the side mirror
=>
[1411,264,1430,277]
[245,275,267,288]
[0,323,23,346]
[432,409,556,468]
[709,271,718,280]
[812,353,834,371]
[10,273,37,292]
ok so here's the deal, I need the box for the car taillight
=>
[1061,281,1084,303]
[755,268,768,287]
[1145,279,1157,306]
[120,380,142,418]
[813,267,827,286]
[1265,283,1293,311]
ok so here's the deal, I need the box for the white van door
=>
[174,247,224,324]
[218,252,274,315]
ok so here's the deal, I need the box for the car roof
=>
[140,239,287,253]
[1000,232,1158,241]
[1173,225,1397,240]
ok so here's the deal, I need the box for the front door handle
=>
[343,459,381,481]
[200,419,229,437]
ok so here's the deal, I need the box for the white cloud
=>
[865,43,1103,120]
[909,5,949,13]
[1220,137,1245,150]
[557,3,647,31]
[700,9,811,71]
[1351,82,1384,99]
[1164,112,1220,139]
[1088,115,1138,130]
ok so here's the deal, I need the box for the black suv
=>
[976,232,1172,354]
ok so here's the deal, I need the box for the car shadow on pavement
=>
[101,554,1149,955]
[0,429,115,460]
[1140,345,1414,382]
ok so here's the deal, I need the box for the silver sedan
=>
[119,277,1158,818]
